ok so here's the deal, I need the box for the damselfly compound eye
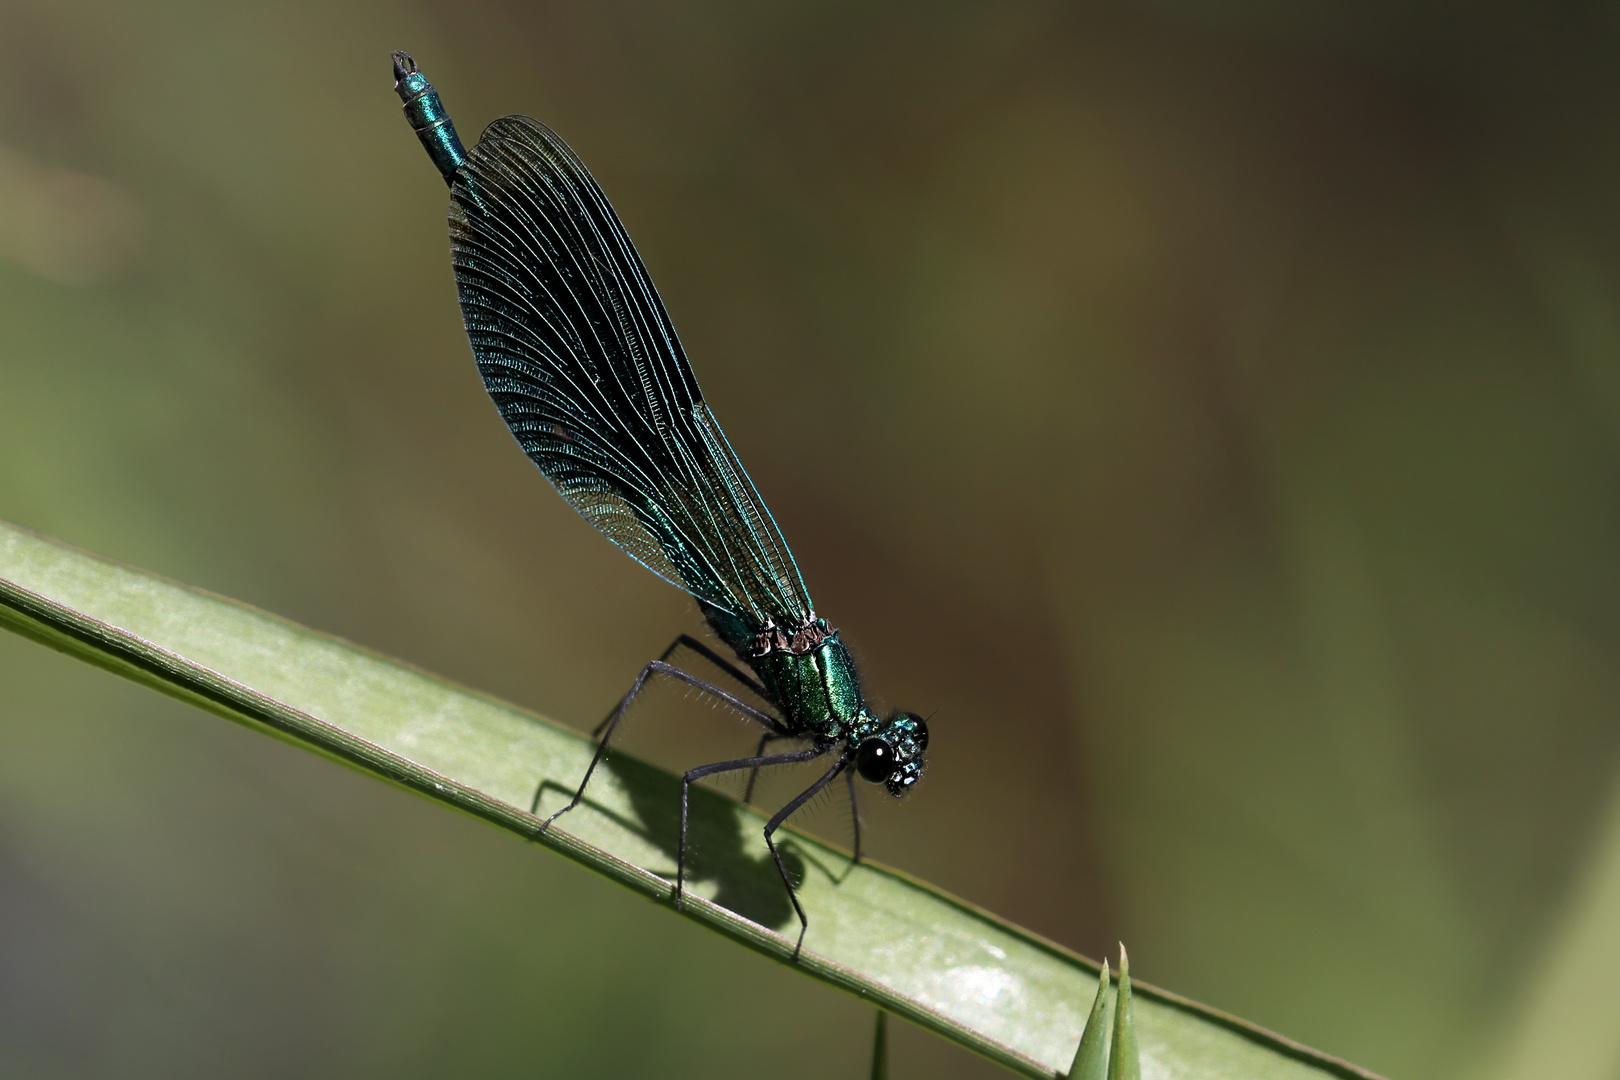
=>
[856,739,894,783]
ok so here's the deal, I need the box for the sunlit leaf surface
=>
[0,519,1381,1079]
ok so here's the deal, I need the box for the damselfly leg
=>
[760,753,853,958]
[740,730,863,863]
[539,660,790,831]
[741,731,782,803]
[591,634,769,738]
[847,771,863,864]
[678,745,827,910]
[679,744,851,957]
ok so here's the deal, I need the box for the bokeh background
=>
[2,2,1619,1077]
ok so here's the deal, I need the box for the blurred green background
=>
[3,1,1620,1077]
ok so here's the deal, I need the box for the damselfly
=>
[391,51,928,954]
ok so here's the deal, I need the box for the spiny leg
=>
[535,660,790,825]
[658,634,768,697]
[847,770,863,864]
[763,753,853,959]
[591,634,767,738]
[679,746,825,909]
[742,730,784,805]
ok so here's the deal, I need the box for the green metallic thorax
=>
[751,630,866,741]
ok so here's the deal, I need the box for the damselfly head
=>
[854,711,928,798]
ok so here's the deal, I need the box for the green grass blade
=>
[1109,947,1141,1080]
[0,518,1384,1080]
[871,1010,889,1080]
[1067,961,1111,1080]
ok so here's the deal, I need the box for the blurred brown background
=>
[3,1,1620,1077]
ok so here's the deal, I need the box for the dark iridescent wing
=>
[447,114,813,631]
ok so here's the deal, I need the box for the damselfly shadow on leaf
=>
[393,50,930,958]
[528,737,812,932]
